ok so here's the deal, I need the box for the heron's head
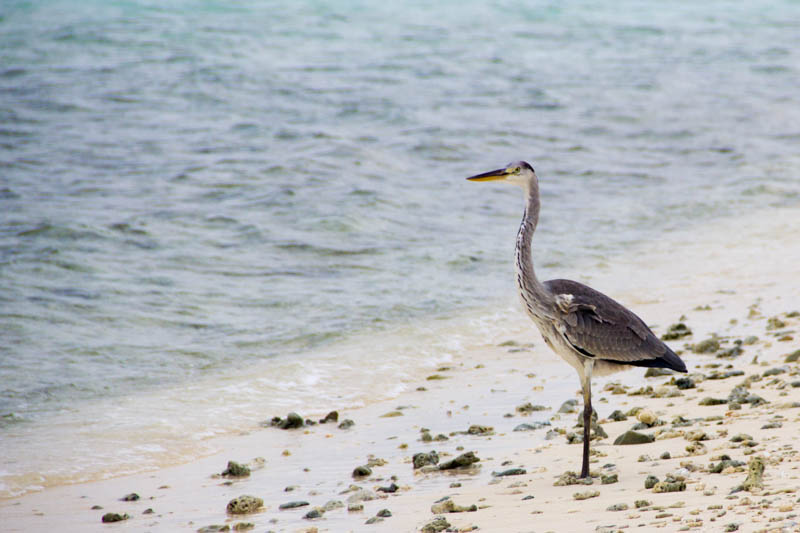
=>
[466,160,536,188]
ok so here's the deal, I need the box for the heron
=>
[467,161,687,479]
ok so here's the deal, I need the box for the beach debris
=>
[197,525,229,532]
[365,516,383,524]
[421,516,450,532]
[352,465,372,478]
[381,410,403,417]
[516,402,547,414]
[554,471,593,486]
[232,523,253,532]
[120,492,140,501]
[226,495,263,515]
[376,508,392,517]
[685,430,709,442]
[767,316,787,330]
[644,475,659,489]
[674,377,696,389]
[693,338,720,354]
[653,478,686,493]
[267,412,304,429]
[279,501,309,510]
[558,399,578,413]
[608,410,627,422]
[221,461,250,478]
[635,499,651,508]
[738,456,765,492]
[661,323,692,340]
[606,502,628,511]
[513,421,550,431]
[426,374,447,380]
[322,500,344,511]
[438,451,480,470]
[338,419,355,429]
[613,430,654,445]
[377,482,399,493]
[303,507,324,519]
[709,456,745,473]
[348,503,364,512]
[465,424,494,436]
[91,505,103,510]
[644,367,674,378]
[101,512,130,523]
[573,489,599,500]
[413,451,440,469]
[763,366,787,376]
[430,499,477,513]
[785,349,800,363]
[492,468,526,477]
[698,397,727,406]
[345,487,377,504]
[724,524,740,532]
[319,411,339,423]
[601,473,618,484]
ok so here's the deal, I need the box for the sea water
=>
[1,0,799,497]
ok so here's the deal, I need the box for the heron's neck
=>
[515,183,553,316]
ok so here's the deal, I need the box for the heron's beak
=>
[466,168,509,182]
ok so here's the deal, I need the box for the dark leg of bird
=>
[580,360,594,479]
[581,386,591,478]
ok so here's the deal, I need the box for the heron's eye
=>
[513,166,521,174]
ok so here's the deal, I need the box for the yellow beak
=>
[466,168,509,182]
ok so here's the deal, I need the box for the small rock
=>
[348,502,364,512]
[320,411,339,423]
[662,323,692,340]
[730,433,753,443]
[693,338,720,354]
[322,500,344,511]
[685,430,708,442]
[601,474,618,484]
[739,456,765,492]
[516,402,546,413]
[653,480,686,493]
[121,493,140,501]
[376,508,392,517]
[637,409,657,425]
[761,421,782,429]
[431,499,478,513]
[226,495,264,515]
[101,513,130,523]
[365,516,383,524]
[377,482,399,493]
[232,523,254,531]
[346,488,377,504]
[613,430,654,445]
[644,475,660,489]
[221,461,250,478]
[421,516,450,533]
[338,419,355,429]
[558,399,578,413]
[197,525,230,533]
[660,451,671,460]
[767,316,786,330]
[608,410,627,421]
[513,421,550,431]
[785,350,800,363]
[698,397,727,406]
[573,490,600,500]
[554,471,593,486]
[352,465,372,478]
[279,501,309,510]
[303,508,324,519]
[438,451,480,470]
[492,468,526,477]
[413,451,439,469]
[674,377,696,390]
[645,367,674,377]
[278,412,304,429]
[466,424,494,436]
[606,503,629,511]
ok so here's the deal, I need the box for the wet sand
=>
[2,207,799,533]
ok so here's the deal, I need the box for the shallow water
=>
[1,0,800,497]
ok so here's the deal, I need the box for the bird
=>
[467,161,687,479]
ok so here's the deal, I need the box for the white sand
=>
[2,207,800,533]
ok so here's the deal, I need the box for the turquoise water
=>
[1,0,799,496]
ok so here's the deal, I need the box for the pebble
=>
[492,468,526,477]
[413,451,439,469]
[607,503,628,511]
[613,430,654,445]
[352,465,372,477]
[322,500,344,511]
[645,475,660,489]
[121,493,140,501]
[421,517,451,533]
[698,397,727,406]
[101,513,130,523]
[438,451,480,470]
[376,509,392,517]
[601,473,618,484]
[221,461,250,478]
[653,480,686,493]
[431,499,478,513]
[554,471,593,486]
[279,412,304,429]
[279,501,309,510]
[573,490,599,500]
[197,525,230,532]
[303,508,324,519]
[347,503,364,512]
[693,338,720,354]
[513,422,550,431]
[364,516,383,524]
[338,419,355,429]
[319,410,338,423]
[227,495,264,515]
[377,483,399,493]
[346,488,377,504]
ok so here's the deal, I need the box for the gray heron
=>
[467,161,687,478]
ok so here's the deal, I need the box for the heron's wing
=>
[544,279,686,372]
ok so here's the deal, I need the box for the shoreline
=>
[3,207,800,532]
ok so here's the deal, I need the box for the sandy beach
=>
[3,206,800,533]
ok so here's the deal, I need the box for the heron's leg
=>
[580,359,594,479]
